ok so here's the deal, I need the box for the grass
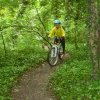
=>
[0,41,47,100]
[50,43,100,100]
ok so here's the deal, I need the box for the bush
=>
[50,43,100,100]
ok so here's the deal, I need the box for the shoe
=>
[60,54,63,59]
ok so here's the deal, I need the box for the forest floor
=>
[11,53,69,100]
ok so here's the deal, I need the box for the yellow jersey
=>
[48,27,65,37]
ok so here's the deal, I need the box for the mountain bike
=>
[47,37,64,66]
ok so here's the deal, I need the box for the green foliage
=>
[0,0,100,99]
[40,0,48,6]
[0,3,48,98]
[0,65,27,100]
[0,38,47,99]
[65,18,87,43]
[50,44,100,100]
[0,0,19,8]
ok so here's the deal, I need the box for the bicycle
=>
[47,37,64,66]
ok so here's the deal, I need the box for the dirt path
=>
[11,54,69,100]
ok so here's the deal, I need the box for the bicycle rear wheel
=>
[47,47,58,66]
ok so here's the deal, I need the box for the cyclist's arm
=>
[48,28,55,38]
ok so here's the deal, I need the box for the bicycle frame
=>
[47,38,63,66]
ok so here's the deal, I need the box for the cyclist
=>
[48,19,66,54]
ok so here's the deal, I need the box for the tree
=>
[88,0,100,79]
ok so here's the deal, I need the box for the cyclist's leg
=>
[60,37,65,54]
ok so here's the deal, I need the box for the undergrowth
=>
[50,43,100,100]
[0,41,47,100]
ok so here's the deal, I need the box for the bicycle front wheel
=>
[47,47,58,66]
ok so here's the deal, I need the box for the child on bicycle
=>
[48,20,66,54]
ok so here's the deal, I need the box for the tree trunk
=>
[97,31,100,67]
[88,0,99,79]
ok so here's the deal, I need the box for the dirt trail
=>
[11,54,69,100]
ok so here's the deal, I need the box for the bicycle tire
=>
[47,47,58,66]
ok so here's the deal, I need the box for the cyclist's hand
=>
[60,36,64,40]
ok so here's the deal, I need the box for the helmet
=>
[54,20,61,24]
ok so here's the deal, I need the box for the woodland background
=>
[0,0,100,100]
